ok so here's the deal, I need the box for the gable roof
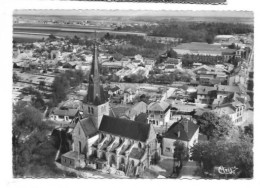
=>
[164,118,199,142]
[212,105,236,116]
[193,65,214,73]
[76,117,98,138]
[165,64,176,69]
[125,101,147,118]
[148,101,170,112]
[109,85,121,92]
[217,85,242,93]
[111,105,131,118]
[196,85,216,95]
[99,115,153,143]
[53,108,79,117]
[165,58,179,65]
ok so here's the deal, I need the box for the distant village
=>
[13,18,254,179]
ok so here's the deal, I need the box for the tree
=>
[104,32,112,40]
[13,104,44,142]
[190,140,253,178]
[13,72,20,83]
[113,53,123,61]
[213,115,233,138]
[38,81,45,90]
[181,57,193,68]
[13,102,62,177]
[173,140,188,161]
[31,92,45,110]
[48,34,56,41]
[244,124,253,139]
[197,112,233,140]
[51,75,69,106]
[197,112,219,140]
[205,34,215,44]
[167,49,178,58]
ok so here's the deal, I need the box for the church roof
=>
[99,115,153,142]
[77,117,98,138]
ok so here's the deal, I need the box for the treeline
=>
[151,22,253,43]
[108,46,162,59]
[148,70,192,84]
[103,34,166,58]
[119,22,253,44]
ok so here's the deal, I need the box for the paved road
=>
[179,161,201,179]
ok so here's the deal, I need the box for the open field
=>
[13,24,147,42]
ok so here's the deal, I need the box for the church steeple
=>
[85,38,107,105]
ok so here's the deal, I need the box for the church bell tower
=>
[84,39,109,129]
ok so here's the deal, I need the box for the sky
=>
[14,10,253,18]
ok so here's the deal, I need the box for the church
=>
[60,42,160,177]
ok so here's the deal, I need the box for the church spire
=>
[85,35,107,105]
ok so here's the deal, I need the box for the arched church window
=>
[88,107,90,113]
[91,107,94,114]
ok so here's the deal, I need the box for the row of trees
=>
[118,21,253,44]
[103,34,166,58]
[147,70,192,84]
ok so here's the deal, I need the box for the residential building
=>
[162,118,199,158]
[122,88,137,104]
[147,101,171,134]
[193,65,228,86]
[195,85,216,105]
[124,101,148,121]
[212,92,249,125]
[50,108,79,122]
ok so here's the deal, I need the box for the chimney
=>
[177,130,181,138]
[183,118,189,134]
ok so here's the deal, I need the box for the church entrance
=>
[119,157,126,172]
[78,141,81,153]
[109,154,117,168]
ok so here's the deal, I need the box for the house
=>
[164,65,176,73]
[124,101,148,121]
[212,104,245,125]
[147,101,171,134]
[162,118,199,157]
[216,85,242,99]
[50,108,79,122]
[107,85,121,96]
[170,101,197,123]
[193,65,228,86]
[195,85,217,105]
[212,92,248,125]
[122,88,137,104]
